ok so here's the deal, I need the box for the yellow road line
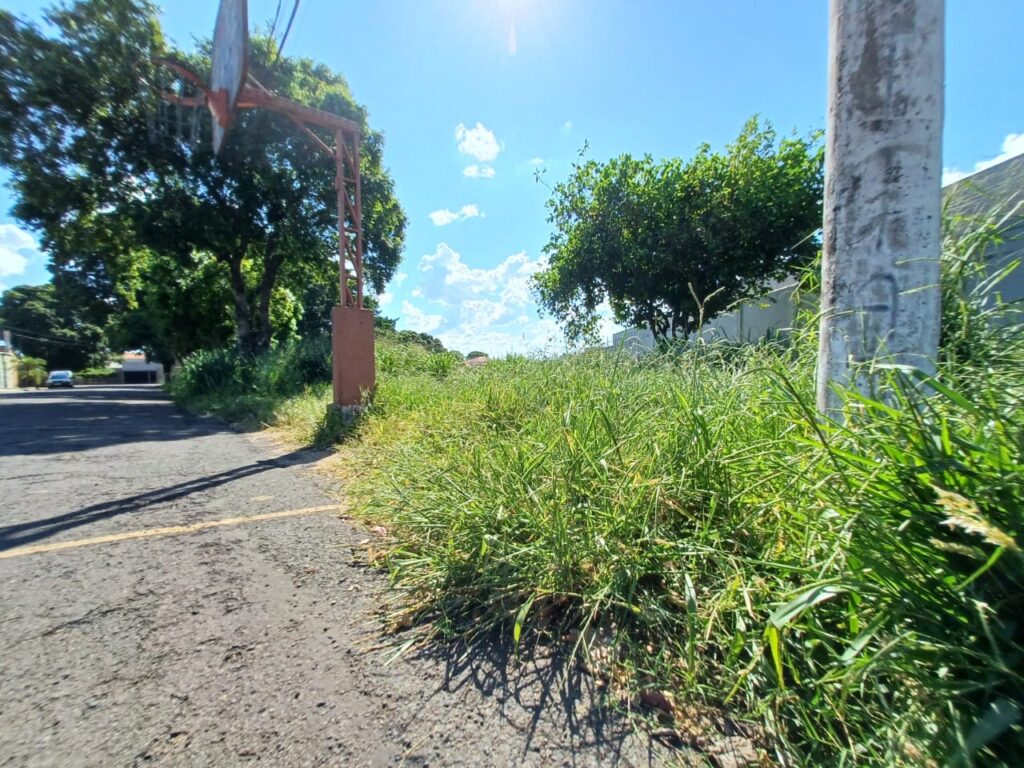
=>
[0,505,345,560]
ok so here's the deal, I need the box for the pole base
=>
[331,306,375,407]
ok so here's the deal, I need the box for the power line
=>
[273,0,300,63]
[2,326,104,350]
[268,0,283,42]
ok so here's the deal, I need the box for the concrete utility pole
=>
[817,0,945,414]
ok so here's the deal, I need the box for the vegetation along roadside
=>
[169,213,1024,767]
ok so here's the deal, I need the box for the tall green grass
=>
[350,359,1022,765]
[332,217,1023,765]
[170,214,1024,764]
[169,334,463,437]
[169,337,332,400]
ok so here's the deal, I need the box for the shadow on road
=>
[0,387,211,457]
[408,632,663,766]
[0,448,324,551]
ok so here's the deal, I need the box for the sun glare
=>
[463,0,556,59]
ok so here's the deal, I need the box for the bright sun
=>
[468,0,551,57]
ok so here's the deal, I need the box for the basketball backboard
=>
[209,0,249,154]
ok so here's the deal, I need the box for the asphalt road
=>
[0,386,665,767]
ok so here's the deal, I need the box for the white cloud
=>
[419,243,544,307]
[0,249,26,278]
[389,243,575,357]
[400,300,444,334]
[595,301,625,345]
[461,298,512,328]
[462,164,496,179]
[942,168,969,187]
[0,223,41,278]
[428,204,483,226]
[455,122,501,162]
[562,120,573,134]
[394,272,409,286]
[507,23,517,56]
[943,132,1024,187]
[408,243,561,356]
[376,291,394,307]
[527,157,544,166]
[437,317,564,359]
[433,299,617,358]
[428,209,459,226]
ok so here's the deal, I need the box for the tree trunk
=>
[227,257,253,353]
[647,318,663,344]
[253,257,283,354]
[254,278,274,353]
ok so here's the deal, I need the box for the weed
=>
[169,213,1024,765]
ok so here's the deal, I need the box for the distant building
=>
[613,277,810,352]
[614,153,1024,352]
[117,352,165,384]
[944,152,1024,308]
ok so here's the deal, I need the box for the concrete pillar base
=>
[326,403,367,422]
[331,306,375,407]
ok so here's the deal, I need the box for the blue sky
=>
[1,1,1023,355]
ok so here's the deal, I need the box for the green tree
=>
[373,312,398,333]
[374,323,447,353]
[0,0,406,354]
[0,284,106,369]
[106,250,236,369]
[394,330,446,353]
[533,118,824,342]
[0,1,159,334]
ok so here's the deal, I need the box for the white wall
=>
[121,361,165,384]
[612,279,807,352]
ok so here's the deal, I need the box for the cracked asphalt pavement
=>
[0,386,667,767]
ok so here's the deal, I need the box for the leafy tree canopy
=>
[0,0,406,357]
[394,331,445,353]
[105,250,236,369]
[373,322,448,353]
[391,329,447,353]
[0,283,107,369]
[373,313,398,333]
[533,117,824,342]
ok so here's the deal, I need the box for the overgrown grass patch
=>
[169,216,1024,765]
[168,335,463,438]
[338,340,1023,765]
[333,221,1022,764]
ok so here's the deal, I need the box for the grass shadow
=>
[402,628,674,767]
[308,403,370,448]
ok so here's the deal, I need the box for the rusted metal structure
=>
[159,0,374,407]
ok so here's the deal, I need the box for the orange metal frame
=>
[159,60,364,309]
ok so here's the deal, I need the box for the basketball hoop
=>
[147,72,205,147]
[153,0,374,407]
[209,0,248,154]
